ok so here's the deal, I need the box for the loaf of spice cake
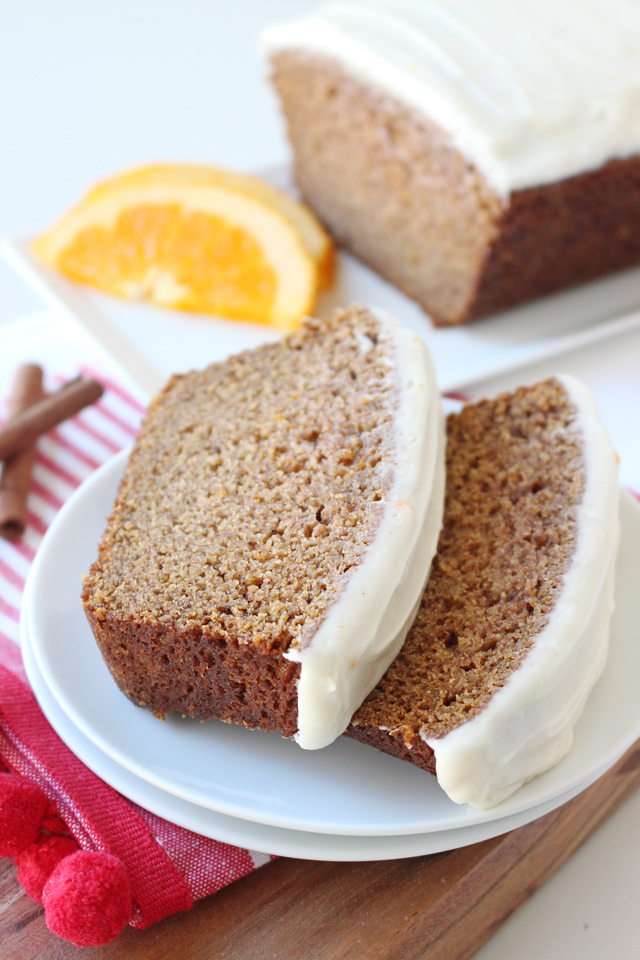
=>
[82,304,445,750]
[262,1,640,327]
[347,377,620,808]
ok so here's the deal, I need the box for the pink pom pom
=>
[0,773,48,858]
[43,850,132,947]
[15,835,79,903]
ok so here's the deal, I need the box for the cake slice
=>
[347,377,619,807]
[82,305,445,750]
[262,1,640,326]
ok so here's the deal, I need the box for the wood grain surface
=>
[2,741,640,960]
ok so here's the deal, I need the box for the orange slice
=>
[33,166,333,331]
[85,164,335,288]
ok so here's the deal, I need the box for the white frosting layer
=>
[261,0,640,194]
[426,375,620,808]
[285,308,445,750]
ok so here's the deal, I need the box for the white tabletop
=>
[1,3,639,957]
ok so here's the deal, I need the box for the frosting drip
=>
[285,308,446,750]
[426,375,620,808]
[261,0,640,194]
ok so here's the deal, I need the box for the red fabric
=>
[0,665,193,926]
[0,368,272,942]
[441,389,472,403]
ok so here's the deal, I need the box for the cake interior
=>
[82,307,401,733]
[269,49,504,327]
[348,379,584,771]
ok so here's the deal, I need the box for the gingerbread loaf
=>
[347,377,620,807]
[82,305,445,750]
[262,1,640,326]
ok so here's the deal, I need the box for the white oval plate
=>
[21,608,604,861]
[26,450,640,836]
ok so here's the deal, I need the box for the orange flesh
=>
[58,204,277,323]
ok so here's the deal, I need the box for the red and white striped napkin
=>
[0,323,273,940]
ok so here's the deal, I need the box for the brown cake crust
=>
[83,608,302,735]
[347,378,585,773]
[268,50,640,327]
[82,306,402,733]
[472,159,640,320]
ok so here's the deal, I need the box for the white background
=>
[0,3,639,958]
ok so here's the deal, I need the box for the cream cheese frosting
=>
[427,375,620,808]
[285,308,446,750]
[261,0,640,195]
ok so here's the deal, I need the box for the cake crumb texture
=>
[348,378,584,770]
[270,50,503,327]
[82,306,400,732]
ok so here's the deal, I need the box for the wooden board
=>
[2,741,640,960]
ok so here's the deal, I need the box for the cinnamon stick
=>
[0,375,104,462]
[0,364,46,541]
